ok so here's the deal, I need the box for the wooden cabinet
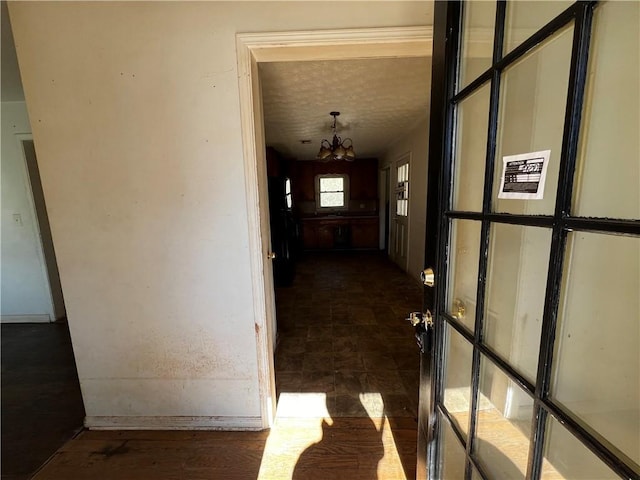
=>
[301,216,378,250]
[350,218,379,249]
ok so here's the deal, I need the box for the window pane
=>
[484,224,551,383]
[493,24,574,215]
[459,0,496,90]
[396,199,408,217]
[504,1,572,53]
[443,323,473,439]
[319,192,344,207]
[439,410,467,480]
[447,220,482,332]
[573,1,640,219]
[320,177,343,192]
[552,231,640,465]
[471,465,483,480]
[453,83,491,212]
[474,356,533,479]
[541,415,619,479]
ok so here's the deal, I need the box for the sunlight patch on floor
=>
[275,392,333,419]
[258,392,409,479]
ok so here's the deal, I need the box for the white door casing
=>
[236,27,432,428]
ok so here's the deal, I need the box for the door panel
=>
[483,223,552,383]
[503,1,573,53]
[492,24,574,216]
[453,83,491,212]
[541,416,619,479]
[458,1,496,90]
[440,410,467,479]
[572,2,640,219]
[447,219,481,332]
[551,231,639,465]
[421,1,640,479]
[391,157,410,269]
[474,355,533,479]
[442,323,473,439]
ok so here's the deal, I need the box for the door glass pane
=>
[471,465,483,480]
[439,410,467,480]
[552,231,640,465]
[443,322,474,439]
[541,415,619,479]
[453,83,491,212]
[504,1,573,53]
[459,0,496,89]
[493,24,574,215]
[474,356,533,479]
[448,220,482,332]
[573,1,640,220]
[484,223,551,383]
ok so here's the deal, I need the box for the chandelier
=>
[317,112,355,161]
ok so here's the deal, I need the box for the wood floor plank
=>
[34,416,416,480]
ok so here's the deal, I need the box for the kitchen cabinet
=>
[301,216,378,250]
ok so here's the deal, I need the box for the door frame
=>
[423,1,639,479]
[3,133,62,323]
[379,165,391,252]
[236,26,433,429]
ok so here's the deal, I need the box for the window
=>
[396,161,409,216]
[285,178,292,209]
[316,174,349,210]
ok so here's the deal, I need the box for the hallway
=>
[21,252,423,479]
[274,252,422,421]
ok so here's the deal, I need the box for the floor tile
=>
[274,251,422,421]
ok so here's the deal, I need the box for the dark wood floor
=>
[1,322,85,480]
[11,252,423,479]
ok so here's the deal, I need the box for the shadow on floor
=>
[1,322,85,480]
[275,251,422,479]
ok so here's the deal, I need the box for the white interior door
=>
[391,154,410,270]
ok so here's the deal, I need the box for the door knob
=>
[421,267,435,287]
[267,252,276,260]
[452,298,466,319]
[404,310,433,353]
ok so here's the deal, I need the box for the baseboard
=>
[1,314,51,323]
[84,415,264,431]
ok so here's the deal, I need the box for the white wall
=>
[380,115,430,282]
[8,1,433,428]
[1,101,54,322]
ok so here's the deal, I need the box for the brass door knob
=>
[452,298,466,319]
[267,252,276,260]
[421,267,435,287]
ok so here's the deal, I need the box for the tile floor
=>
[274,251,423,420]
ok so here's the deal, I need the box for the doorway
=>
[236,26,434,429]
[19,138,66,321]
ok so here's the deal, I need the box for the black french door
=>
[418,1,640,479]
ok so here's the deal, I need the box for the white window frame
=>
[315,173,349,212]
[395,159,409,217]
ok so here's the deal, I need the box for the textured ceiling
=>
[260,56,431,161]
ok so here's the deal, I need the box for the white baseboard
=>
[84,415,264,431]
[1,314,51,323]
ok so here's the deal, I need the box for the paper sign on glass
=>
[498,150,551,200]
